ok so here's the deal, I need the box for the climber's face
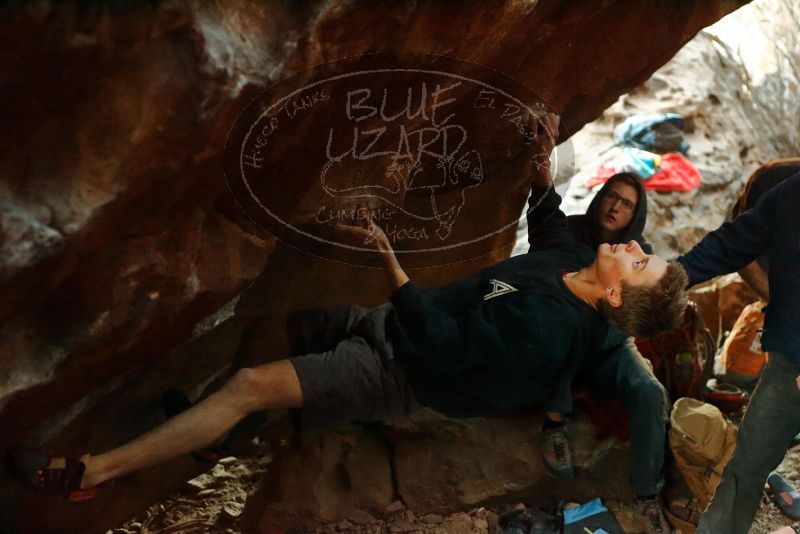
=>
[595,240,668,307]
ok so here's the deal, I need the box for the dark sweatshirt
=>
[389,186,609,418]
[531,174,653,349]
[567,174,653,254]
[678,173,800,364]
[730,160,799,272]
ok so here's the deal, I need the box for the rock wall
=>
[0,1,749,533]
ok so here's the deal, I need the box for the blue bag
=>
[562,498,624,534]
[614,113,689,154]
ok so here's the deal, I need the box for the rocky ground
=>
[109,436,505,534]
[752,449,800,534]
[111,451,270,534]
[110,435,800,534]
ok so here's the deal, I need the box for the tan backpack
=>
[669,398,738,512]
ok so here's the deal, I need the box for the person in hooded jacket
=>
[567,173,653,255]
[528,173,671,534]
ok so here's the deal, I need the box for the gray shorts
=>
[287,303,419,428]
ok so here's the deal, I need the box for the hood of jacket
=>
[568,173,652,254]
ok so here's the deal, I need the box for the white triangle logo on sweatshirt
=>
[484,279,518,301]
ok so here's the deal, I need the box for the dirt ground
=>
[108,434,800,534]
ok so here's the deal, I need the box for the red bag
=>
[643,153,701,192]
[635,302,716,401]
[587,153,701,192]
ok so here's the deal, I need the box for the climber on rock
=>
[5,115,689,513]
[528,171,672,534]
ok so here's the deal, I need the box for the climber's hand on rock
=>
[527,112,560,153]
[332,205,392,254]
[332,205,408,293]
[527,112,560,187]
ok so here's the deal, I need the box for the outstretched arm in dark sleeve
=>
[526,184,574,251]
[524,113,573,251]
[678,177,788,287]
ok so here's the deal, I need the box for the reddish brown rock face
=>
[0,1,747,532]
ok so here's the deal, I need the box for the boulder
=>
[716,273,761,333]
[689,272,759,346]
[242,410,630,531]
[0,1,750,532]
[243,424,395,533]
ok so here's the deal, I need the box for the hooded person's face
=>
[596,181,639,234]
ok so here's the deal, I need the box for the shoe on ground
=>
[768,472,800,520]
[497,505,528,534]
[541,426,574,480]
[498,504,559,534]
[5,449,96,501]
[634,495,672,534]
